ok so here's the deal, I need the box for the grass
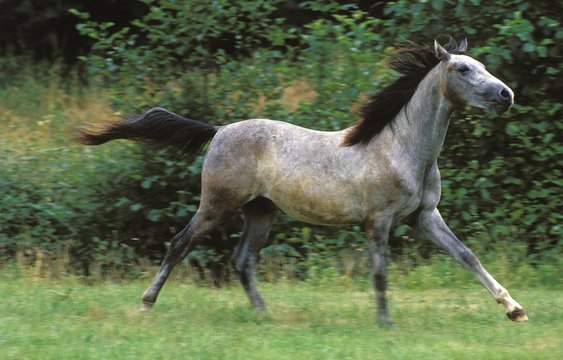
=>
[1,270,561,360]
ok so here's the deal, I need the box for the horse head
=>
[435,38,514,114]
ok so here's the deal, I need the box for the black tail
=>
[76,107,218,156]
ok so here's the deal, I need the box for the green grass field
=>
[1,272,561,360]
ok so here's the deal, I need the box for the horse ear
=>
[434,39,451,61]
[458,38,468,53]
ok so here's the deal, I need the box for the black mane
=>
[342,38,466,146]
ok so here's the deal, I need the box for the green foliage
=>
[0,131,142,273]
[2,0,560,278]
[295,11,384,130]
[70,0,287,112]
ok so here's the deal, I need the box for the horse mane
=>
[342,37,466,146]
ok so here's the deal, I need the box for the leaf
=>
[480,188,490,200]
[505,122,520,136]
[522,43,535,53]
[141,179,152,189]
[130,203,144,212]
[148,209,161,222]
[543,133,554,143]
[114,197,130,207]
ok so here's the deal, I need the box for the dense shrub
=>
[1,0,560,281]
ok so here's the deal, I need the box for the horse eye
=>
[458,65,470,74]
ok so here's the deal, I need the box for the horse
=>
[77,38,527,326]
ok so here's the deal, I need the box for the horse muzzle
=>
[489,85,514,114]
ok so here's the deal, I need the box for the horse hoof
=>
[377,318,395,328]
[140,301,154,312]
[506,308,528,322]
[254,307,270,316]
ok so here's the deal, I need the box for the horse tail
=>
[76,107,218,156]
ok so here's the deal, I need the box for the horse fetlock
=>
[495,290,524,312]
[141,289,157,310]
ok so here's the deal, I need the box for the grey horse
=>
[77,38,527,326]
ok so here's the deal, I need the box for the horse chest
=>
[395,190,423,219]
[365,173,424,220]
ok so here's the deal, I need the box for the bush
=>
[2,0,560,280]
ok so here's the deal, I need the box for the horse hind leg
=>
[231,197,278,312]
[366,215,395,328]
[141,209,228,311]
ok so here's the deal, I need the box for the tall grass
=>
[0,60,141,274]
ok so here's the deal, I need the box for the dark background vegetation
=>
[1,0,560,284]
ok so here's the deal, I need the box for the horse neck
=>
[380,65,455,165]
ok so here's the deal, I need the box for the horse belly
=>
[277,202,363,226]
[266,185,365,226]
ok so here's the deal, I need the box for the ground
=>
[1,274,561,360]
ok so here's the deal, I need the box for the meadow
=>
[1,265,561,360]
[2,3,561,358]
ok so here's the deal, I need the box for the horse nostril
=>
[500,88,510,100]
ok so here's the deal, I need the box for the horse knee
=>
[232,252,259,278]
[231,254,244,274]
[231,249,249,274]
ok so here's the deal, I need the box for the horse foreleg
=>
[366,215,394,327]
[415,208,528,321]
